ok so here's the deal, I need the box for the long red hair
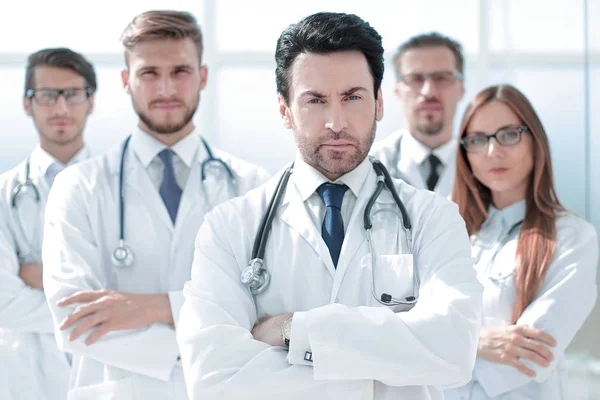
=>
[452,84,565,323]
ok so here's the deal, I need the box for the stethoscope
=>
[111,134,238,268]
[240,158,420,308]
[10,158,42,261]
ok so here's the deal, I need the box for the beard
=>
[294,118,376,178]
[133,94,199,134]
[416,119,443,135]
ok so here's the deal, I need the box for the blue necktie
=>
[158,149,182,223]
[316,183,348,268]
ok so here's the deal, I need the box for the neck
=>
[491,190,526,210]
[40,137,84,165]
[409,128,453,150]
[138,121,195,147]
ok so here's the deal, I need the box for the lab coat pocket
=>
[68,377,133,400]
[367,254,416,313]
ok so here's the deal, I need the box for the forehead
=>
[289,51,374,97]
[467,100,522,132]
[33,65,86,88]
[397,46,458,74]
[127,38,200,69]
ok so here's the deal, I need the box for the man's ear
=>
[375,88,384,122]
[23,96,33,116]
[278,94,293,129]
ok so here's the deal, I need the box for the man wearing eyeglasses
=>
[0,47,95,400]
[371,32,465,197]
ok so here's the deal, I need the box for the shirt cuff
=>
[287,311,313,366]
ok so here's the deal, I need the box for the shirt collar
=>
[292,153,371,202]
[401,131,457,166]
[130,127,199,168]
[29,145,89,179]
[488,199,527,228]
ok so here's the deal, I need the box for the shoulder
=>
[53,144,122,193]
[212,148,270,181]
[555,212,598,253]
[0,160,27,192]
[370,129,405,158]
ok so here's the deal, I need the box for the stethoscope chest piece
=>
[240,258,271,295]
[111,239,134,268]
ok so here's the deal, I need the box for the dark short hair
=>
[24,48,97,94]
[121,10,204,66]
[392,32,464,79]
[275,12,384,104]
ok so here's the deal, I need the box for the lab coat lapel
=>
[122,149,174,232]
[279,183,336,278]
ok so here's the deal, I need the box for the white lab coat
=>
[177,158,484,400]
[444,201,598,400]
[42,136,270,400]
[370,129,457,197]
[0,147,88,400]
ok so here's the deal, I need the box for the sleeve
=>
[286,200,483,389]
[473,219,599,397]
[0,202,54,333]
[177,197,483,397]
[42,170,180,382]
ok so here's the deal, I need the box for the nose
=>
[486,137,505,159]
[53,95,69,114]
[324,102,349,133]
[420,77,439,97]
[156,75,177,97]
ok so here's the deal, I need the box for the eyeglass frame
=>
[25,87,94,106]
[396,70,464,89]
[460,125,529,153]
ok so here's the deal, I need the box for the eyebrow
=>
[299,86,369,98]
[467,124,521,135]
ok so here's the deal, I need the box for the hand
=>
[19,263,44,289]
[251,312,293,347]
[57,290,173,345]
[478,325,557,377]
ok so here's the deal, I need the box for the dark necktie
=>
[158,149,182,223]
[426,153,442,191]
[316,183,348,268]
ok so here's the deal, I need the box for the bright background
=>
[1,0,599,395]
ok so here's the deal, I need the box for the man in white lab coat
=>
[370,33,465,196]
[42,11,270,400]
[0,47,95,400]
[177,13,483,400]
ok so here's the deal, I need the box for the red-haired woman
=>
[445,84,598,400]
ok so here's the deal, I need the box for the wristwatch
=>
[281,316,293,348]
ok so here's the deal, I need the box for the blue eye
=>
[347,95,360,101]
[308,98,324,104]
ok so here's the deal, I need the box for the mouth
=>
[152,103,181,110]
[320,140,355,149]
[50,119,72,127]
[489,167,509,174]
[417,102,442,112]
